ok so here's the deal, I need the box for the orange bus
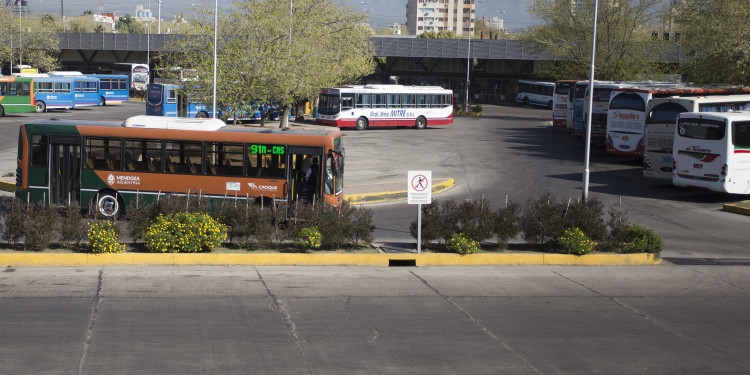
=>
[15,116,344,216]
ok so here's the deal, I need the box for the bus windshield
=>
[318,94,340,115]
[609,92,645,111]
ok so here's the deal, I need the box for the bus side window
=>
[355,93,370,108]
[387,94,401,108]
[30,134,49,167]
[166,90,177,104]
[341,94,354,110]
[403,94,416,108]
[734,122,750,148]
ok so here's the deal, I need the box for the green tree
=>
[418,30,457,39]
[160,0,375,126]
[673,0,750,85]
[0,8,60,72]
[521,0,665,80]
[117,14,145,34]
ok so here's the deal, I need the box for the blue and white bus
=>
[146,83,213,118]
[87,74,130,105]
[516,80,555,109]
[72,76,101,107]
[33,77,75,112]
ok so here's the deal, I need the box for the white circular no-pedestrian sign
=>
[408,170,432,204]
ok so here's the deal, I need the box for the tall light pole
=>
[582,0,599,202]
[158,0,162,34]
[465,36,470,112]
[18,3,22,67]
[212,0,218,118]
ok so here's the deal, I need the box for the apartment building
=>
[406,0,476,36]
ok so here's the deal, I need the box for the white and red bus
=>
[606,85,750,158]
[553,80,576,127]
[673,111,750,194]
[316,84,453,130]
[643,94,750,179]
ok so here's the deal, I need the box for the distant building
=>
[93,12,117,32]
[490,16,503,31]
[406,0,477,36]
[135,5,154,22]
[392,23,402,36]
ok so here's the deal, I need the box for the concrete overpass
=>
[56,33,688,104]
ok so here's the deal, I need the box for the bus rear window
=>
[677,118,725,140]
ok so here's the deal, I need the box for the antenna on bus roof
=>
[122,115,225,131]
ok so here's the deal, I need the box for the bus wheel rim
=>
[98,195,118,216]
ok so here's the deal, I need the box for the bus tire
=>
[523,97,529,106]
[196,111,209,118]
[95,191,122,218]
[35,101,46,113]
[0,105,5,117]
[355,117,368,130]
[548,100,553,109]
[415,116,427,130]
[100,96,106,106]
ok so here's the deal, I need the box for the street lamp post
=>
[212,0,218,118]
[582,0,599,202]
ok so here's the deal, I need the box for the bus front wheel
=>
[35,102,46,113]
[95,192,122,218]
[415,116,427,130]
[0,105,5,117]
[523,97,529,106]
[355,117,368,130]
[196,111,209,118]
[100,96,106,106]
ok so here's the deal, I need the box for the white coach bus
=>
[673,111,750,194]
[316,84,453,130]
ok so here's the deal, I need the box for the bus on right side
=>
[643,94,750,179]
[673,111,750,194]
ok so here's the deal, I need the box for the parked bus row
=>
[549,79,750,194]
[145,83,285,122]
[15,115,345,217]
[0,74,130,116]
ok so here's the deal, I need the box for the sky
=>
[22,0,537,32]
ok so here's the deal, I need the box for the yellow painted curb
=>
[0,252,660,267]
[345,178,455,204]
[0,180,14,192]
[723,202,750,216]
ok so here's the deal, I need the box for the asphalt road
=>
[1,265,749,374]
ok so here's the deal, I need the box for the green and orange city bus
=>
[0,76,36,116]
[15,116,344,216]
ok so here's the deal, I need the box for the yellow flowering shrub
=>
[446,233,479,255]
[294,227,322,250]
[558,227,593,256]
[87,221,125,254]
[144,212,227,253]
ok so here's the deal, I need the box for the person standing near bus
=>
[305,157,319,203]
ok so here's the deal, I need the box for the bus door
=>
[177,91,188,117]
[49,135,82,205]
[286,146,323,204]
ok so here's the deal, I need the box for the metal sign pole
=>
[417,203,422,254]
